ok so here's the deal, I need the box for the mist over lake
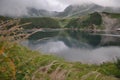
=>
[22,30,120,64]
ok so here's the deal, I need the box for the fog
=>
[36,41,69,53]
[0,0,120,16]
[58,47,120,64]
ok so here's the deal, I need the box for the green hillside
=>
[1,12,120,30]
[65,12,102,29]
[20,17,61,29]
[102,12,120,18]
[0,16,61,29]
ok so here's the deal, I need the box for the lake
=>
[22,30,120,64]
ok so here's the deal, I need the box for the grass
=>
[0,40,120,80]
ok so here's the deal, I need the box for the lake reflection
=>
[22,30,120,64]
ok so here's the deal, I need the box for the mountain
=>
[27,3,120,18]
[65,12,120,31]
[0,3,120,18]
[57,3,103,17]
[27,8,58,17]
[57,4,120,17]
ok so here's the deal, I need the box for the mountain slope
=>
[65,12,102,28]
[20,17,61,29]
[57,4,103,17]
[27,8,58,17]
[64,12,120,31]
[27,3,120,18]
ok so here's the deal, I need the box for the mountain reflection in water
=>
[22,30,120,64]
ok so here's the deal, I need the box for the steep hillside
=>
[65,12,102,29]
[101,12,120,31]
[65,12,120,31]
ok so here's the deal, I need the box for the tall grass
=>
[0,19,30,80]
[116,58,120,69]
[0,19,31,42]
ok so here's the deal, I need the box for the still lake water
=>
[22,30,120,64]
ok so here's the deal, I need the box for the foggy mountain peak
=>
[0,1,120,17]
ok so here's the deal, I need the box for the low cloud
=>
[0,0,120,17]
[89,0,120,7]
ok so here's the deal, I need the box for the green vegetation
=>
[0,12,103,30]
[83,12,102,26]
[65,18,82,28]
[1,11,120,31]
[0,40,120,80]
[20,17,61,29]
[102,12,120,18]
[56,18,71,27]
[65,12,102,29]
[0,16,61,29]
[0,16,11,21]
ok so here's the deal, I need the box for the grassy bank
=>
[0,40,120,80]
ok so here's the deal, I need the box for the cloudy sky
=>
[0,0,120,16]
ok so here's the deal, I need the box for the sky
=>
[0,0,120,16]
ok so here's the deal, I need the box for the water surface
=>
[22,30,120,64]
